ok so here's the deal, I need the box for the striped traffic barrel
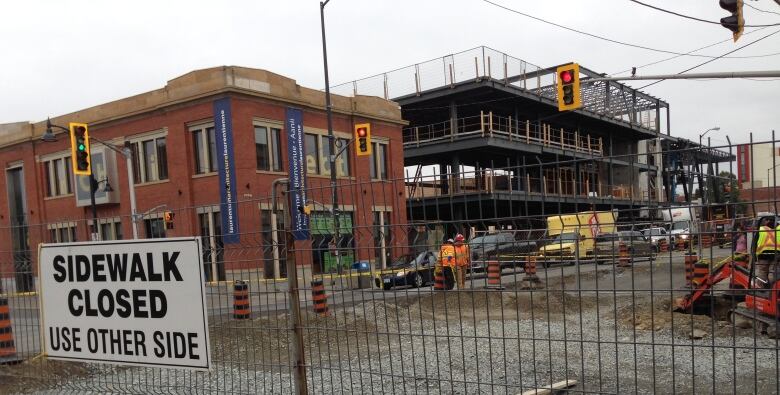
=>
[684,252,699,287]
[0,297,16,360]
[618,243,631,267]
[486,260,501,288]
[524,256,538,280]
[433,265,446,291]
[233,280,250,320]
[311,279,329,316]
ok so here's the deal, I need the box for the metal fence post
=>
[286,230,308,394]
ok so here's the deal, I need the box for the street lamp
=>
[41,119,139,239]
[699,126,720,146]
[767,163,780,188]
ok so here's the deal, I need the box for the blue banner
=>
[213,98,240,244]
[286,107,309,240]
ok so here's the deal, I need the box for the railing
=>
[403,111,604,156]
[333,46,669,135]
[406,169,638,201]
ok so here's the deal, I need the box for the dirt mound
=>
[618,297,756,338]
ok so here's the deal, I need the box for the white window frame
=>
[304,128,351,178]
[40,151,73,198]
[130,129,168,184]
[47,221,78,243]
[370,140,389,180]
[91,217,123,241]
[253,121,284,173]
[189,123,217,175]
[372,206,393,269]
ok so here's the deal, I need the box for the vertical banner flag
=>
[286,107,309,240]
[213,98,240,244]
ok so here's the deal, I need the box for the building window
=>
[43,156,72,197]
[98,218,123,241]
[192,125,217,174]
[144,218,166,238]
[132,134,168,184]
[304,133,351,177]
[261,208,287,278]
[369,142,388,180]
[373,210,392,269]
[48,223,77,243]
[255,125,283,172]
[305,133,320,175]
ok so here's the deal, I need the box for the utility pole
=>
[320,0,341,274]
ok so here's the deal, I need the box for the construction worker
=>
[755,217,777,286]
[453,233,470,289]
[439,239,456,290]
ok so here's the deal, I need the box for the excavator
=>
[674,213,780,337]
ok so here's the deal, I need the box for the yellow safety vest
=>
[756,226,777,255]
[439,244,455,267]
[454,244,470,266]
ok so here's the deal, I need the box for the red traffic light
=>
[357,127,367,137]
[560,70,574,84]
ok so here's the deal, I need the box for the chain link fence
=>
[2,140,780,394]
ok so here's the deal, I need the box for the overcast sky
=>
[1,0,778,146]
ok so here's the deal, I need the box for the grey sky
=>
[1,0,778,146]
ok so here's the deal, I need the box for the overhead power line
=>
[745,1,780,16]
[482,0,780,59]
[637,28,780,89]
[629,0,780,27]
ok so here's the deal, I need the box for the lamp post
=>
[41,119,139,239]
[320,0,341,274]
[699,126,720,146]
[767,163,780,189]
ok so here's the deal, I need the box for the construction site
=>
[1,47,778,394]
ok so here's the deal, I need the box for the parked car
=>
[594,231,655,264]
[642,227,671,251]
[375,250,438,290]
[470,231,539,271]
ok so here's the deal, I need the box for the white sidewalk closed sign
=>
[39,237,211,370]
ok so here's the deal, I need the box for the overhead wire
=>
[636,28,780,89]
[609,26,770,75]
[745,1,780,16]
[628,0,780,27]
[482,0,780,59]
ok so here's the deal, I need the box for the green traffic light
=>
[78,144,85,151]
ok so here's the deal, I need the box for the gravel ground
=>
[4,288,780,394]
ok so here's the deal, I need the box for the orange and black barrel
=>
[0,297,16,361]
[433,266,446,291]
[486,260,501,287]
[618,243,630,267]
[676,237,686,251]
[311,279,329,316]
[524,256,538,279]
[701,233,712,249]
[659,239,669,253]
[692,257,708,287]
[233,280,250,320]
[684,252,699,288]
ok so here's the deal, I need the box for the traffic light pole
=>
[321,0,342,276]
[586,70,780,82]
[89,173,99,241]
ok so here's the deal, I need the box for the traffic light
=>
[556,63,581,111]
[355,123,372,157]
[720,0,744,42]
[164,211,175,229]
[69,123,91,176]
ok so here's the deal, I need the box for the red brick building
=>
[0,67,407,292]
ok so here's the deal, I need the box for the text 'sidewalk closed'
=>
[39,238,211,370]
